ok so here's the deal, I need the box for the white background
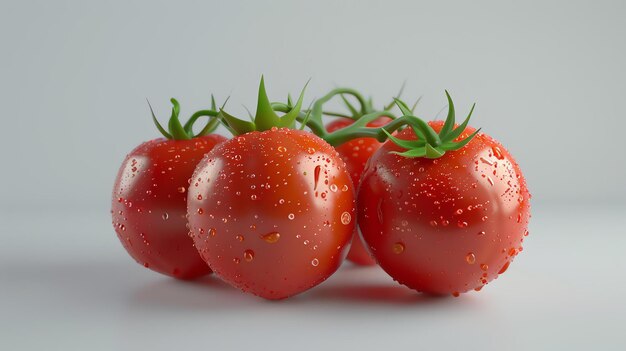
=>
[1,1,625,350]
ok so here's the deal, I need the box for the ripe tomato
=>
[112,98,226,279]
[326,116,391,265]
[112,135,226,279]
[187,128,355,299]
[358,120,530,295]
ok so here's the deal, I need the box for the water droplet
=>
[278,198,285,204]
[236,235,244,242]
[480,263,489,271]
[452,292,460,297]
[455,209,464,215]
[209,228,217,237]
[197,194,203,200]
[197,208,204,215]
[330,184,338,192]
[466,252,476,264]
[162,213,169,220]
[143,262,150,268]
[429,220,438,227]
[341,184,349,192]
[311,258,319,266]
[457,221,468,228]
[478,231,486,235]
[233,257,241,264]
[277,146,287,153]
[307,147,316,154]
[498,261,510,274]
[313,165,321,190]
[177,187,186,193]
[392,242,405,254]
[492,146,504,160]
[340,212,351,225]
[261,232,280,243]
[243,250,254,262]
[250,194,257,200]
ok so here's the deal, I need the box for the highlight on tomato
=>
[111,98,226,279]
[357,94,531,296]
[186,78,357,299]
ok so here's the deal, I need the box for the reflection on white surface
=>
[1,204,625,350]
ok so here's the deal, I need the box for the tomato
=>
[112,135,226,279]
[187,128,355,299]
[358,120,530,295]
[112,98,226,279]
[326,116,391,265]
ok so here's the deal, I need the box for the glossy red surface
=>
[111,134,226,279]
[326,117,391,265]
[358,121,530,295]
[187,128,355,299]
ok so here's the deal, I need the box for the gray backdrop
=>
[1,0,624,210]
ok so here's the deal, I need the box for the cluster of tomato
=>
[111,78,531,300]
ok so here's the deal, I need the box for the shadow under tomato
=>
[302,284,448,305]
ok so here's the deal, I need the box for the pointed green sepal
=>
[441,128,481,151]
[167,99,191,140]
[147,100,173,139]
[425,143,445,158]
[219,109,255,135]
[278,81,308,128]
[254,76,281,131]
[340,94,359,118]
[391,148,427,158]
[210,95,217,111]
[442,103,475,143]
[382,128,426,149]
[439,90,456,138]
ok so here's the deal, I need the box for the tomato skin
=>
[358,121,530,295]
[187,128,355,299]
[326,117,391,266]
[111,134,226,279]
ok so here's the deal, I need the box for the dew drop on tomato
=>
[243,250,254,262]
[392,242,405,254]
[340,212,351,225]
[466,253,476,264]
[261,232,280,243]
[498,261,510,274]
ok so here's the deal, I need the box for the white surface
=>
[1,204,625,350]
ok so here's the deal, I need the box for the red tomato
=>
[358,121,530,295]
[326,117,391,265]
[111,135,226,279]
[187,128,355,299]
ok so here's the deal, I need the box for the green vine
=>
[218,77,480,159]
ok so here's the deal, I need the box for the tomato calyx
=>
[218,76,308,135]
[384,91,481,159]
[148,96,223,140]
